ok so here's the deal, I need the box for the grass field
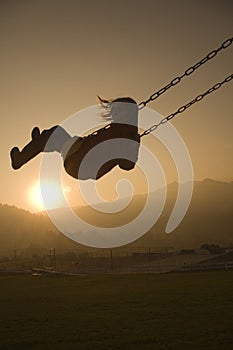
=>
[0,271,233,349]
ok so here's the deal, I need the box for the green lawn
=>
[0,271,233,349]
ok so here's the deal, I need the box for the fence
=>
[0,247,232,274]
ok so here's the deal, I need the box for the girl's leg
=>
[41,125,71,152]
[10,125,71,170]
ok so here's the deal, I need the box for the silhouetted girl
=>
[10,97,140,180]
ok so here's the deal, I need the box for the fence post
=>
[14,249,17,269]
[53,248,56,269]
[148,247,151,266]
[110,249,113,272]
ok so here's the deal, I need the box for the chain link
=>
[140,74,233,138]
[138,37,233,109]
[90,39,232,139]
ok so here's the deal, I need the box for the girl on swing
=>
[10,97,140,180]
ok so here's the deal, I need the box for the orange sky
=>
[0,0,232,212]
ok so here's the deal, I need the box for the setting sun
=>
[28,180,71,212]
[28,181,44,212]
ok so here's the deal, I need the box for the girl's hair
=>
[97,96,137,121]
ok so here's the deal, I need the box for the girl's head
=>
[98,96,138,126]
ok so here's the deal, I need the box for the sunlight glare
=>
[28,180,71,212]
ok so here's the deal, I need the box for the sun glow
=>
[28,180,71,212]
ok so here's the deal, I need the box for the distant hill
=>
[141,179,233,249]
[71,179,233,249]
[0,204,82,253]
[0,179,232,254]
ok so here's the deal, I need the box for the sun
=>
[28,181,44,212]
[28,180,71,212]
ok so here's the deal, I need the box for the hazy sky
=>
[0,0,232,212]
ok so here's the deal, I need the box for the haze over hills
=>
[0,179,232,254]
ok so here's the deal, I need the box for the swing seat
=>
[62,123,140,180]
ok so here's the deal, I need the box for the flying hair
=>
[97,95,137,122]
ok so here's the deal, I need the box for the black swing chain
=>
[140,73,233,137]
[91,38,232,139]
[138,37,233,110]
